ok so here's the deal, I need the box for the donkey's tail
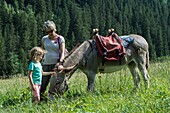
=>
[146,51,149,70]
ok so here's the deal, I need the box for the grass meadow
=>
[0,57,170,113]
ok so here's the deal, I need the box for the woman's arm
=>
[59,42,65,62]
[42,42,45,50]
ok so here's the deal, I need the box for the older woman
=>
[40,20,66,101]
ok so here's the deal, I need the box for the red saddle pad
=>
[95,34,125,61]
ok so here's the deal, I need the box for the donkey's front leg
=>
[87,71,96,91]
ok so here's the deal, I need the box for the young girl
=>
[28,47,56,103]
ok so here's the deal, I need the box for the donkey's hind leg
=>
[128,62,141,89]
[137,57,150,89]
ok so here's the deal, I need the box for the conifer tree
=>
[81,6,92,40]
[60,2,70,39]
[114,17,122,35]
[18,48,28,75]
[0,30,6,76]
[73,9,84,43]
[45,0,53,19]
[141,14,156,59]
[104,0,112,31]
[3,23,17,75]
[155,27,163,57]
[161,3,169,56]
[18,0,25,9]
[36,0,46,22]
[90,5,99,30]
[98,0,106,35]
[51,0,57,11]
[122,1,131,34]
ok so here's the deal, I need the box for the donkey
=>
[49,30,150,96]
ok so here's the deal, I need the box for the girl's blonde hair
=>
[43,20,57,32]
[30,47,45,61]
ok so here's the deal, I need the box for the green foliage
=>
[2,87,31,107]
[0,31,6,75]
[0,58,170,112]
[0,0,170,76]
[7,52,20,74]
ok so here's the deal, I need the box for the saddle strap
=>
[98,36,106,66]
[113,33,121,44]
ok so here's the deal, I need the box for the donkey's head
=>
[49,64,77,96]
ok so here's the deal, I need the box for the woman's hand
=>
[53,63,64,72]
[58,65,64,70]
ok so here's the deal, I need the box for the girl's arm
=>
[28,70,35,90]
[41,69,56,76]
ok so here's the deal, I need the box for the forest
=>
[0,0,170,76]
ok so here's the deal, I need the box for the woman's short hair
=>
[43,20,56,32]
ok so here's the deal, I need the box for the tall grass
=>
[0,57,170,113]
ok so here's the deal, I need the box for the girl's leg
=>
[33,84,41,103]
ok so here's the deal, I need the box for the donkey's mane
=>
[63,41,91,67]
